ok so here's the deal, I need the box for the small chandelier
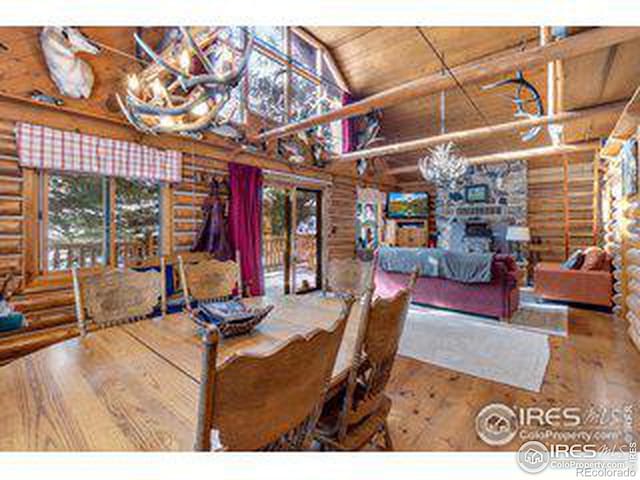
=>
[418,90,467,187]
[116,27,253,135]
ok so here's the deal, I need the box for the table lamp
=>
[506,226,530,262]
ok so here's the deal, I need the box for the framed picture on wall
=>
[464,184,489,203]
[621,138,638,198]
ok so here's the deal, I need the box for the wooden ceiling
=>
[0,27,638,185]
[307,27,640,182]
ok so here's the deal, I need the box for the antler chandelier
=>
[418,90,468,187]
[116,27,253,135]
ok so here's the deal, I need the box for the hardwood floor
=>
[385,306,640,451]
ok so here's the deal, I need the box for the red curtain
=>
[229,163,264,296]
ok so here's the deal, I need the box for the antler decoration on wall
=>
[117,27,253,135]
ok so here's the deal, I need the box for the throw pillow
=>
[581,246,606,271]
[561,250,584,270]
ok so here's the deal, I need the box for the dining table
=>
[0,294,362,451]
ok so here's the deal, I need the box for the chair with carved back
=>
[315,269,418,451]
[194,296,356,451]
[127,255,169,316]
[166,251,212,298]
[72,267,163,337]
[326,256,375,298]
[178,253,243,311]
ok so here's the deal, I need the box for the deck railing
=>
[49,237,159,270]
[50,234,314,272]
[262,234,317,272]
[263,235,286,271]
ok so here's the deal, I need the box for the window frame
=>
[30,169,167,279]
[244,28,345,129]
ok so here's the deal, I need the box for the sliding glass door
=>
[293,188,322,293]
[262,185,288,296]
[262,185,322,296]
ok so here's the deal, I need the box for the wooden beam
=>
[389,141,600,175]
[601,85,640,158]
[339,100,625,163]
[258,27,640,142]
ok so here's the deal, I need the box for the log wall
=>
[528,157,599,262]
[0,119,365,363]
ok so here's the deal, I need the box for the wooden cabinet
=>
[394,219,429,247]
[385,219,429,247]
[396,228,426,247]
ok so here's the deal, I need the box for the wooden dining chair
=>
[326,257,375,297]
[178,254,243,310]
[128,255,169,316]
[194,296,356,451]
[72,267,163,337]
[315,270,418,451]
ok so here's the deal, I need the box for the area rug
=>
[399,305,551,392]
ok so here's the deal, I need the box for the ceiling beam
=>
[389,141,600,175]
[600,85,640,158]
[338,100,625,163]
[257,27,640,142]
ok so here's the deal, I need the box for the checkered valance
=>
[15,122,182,183]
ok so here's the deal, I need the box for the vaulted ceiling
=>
[1,27,639,185]
[307,27,640,182]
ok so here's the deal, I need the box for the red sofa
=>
[374,254,520,321]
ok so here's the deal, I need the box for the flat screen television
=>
[386,192,429,219]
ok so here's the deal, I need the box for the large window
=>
[44,173,161,272]
[47,174,106,271]
[115,178,160,267]
[248,52,286,123]
[290,72,317,122]
[242,27,345,152]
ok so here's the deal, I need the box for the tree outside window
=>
[46,173,161,272]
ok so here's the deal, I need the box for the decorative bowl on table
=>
[194,298,273,338]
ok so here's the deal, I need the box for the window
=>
[251,26,284,52]
[44,173,162,272]
[115,178,160,267]
[242,28,345,147]
[248,52,286,123]
[290,72,317,122]
[291,33,317,73]
[47,173,106,271]
[219,85,244,124]
[317,87,343,154]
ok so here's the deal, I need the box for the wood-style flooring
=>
[385,307,640,451]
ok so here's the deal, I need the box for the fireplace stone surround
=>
[435,160,527,253]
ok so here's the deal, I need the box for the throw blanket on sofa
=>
[377,247,494,283]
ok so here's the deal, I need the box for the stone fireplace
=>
[435,161,527,253]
